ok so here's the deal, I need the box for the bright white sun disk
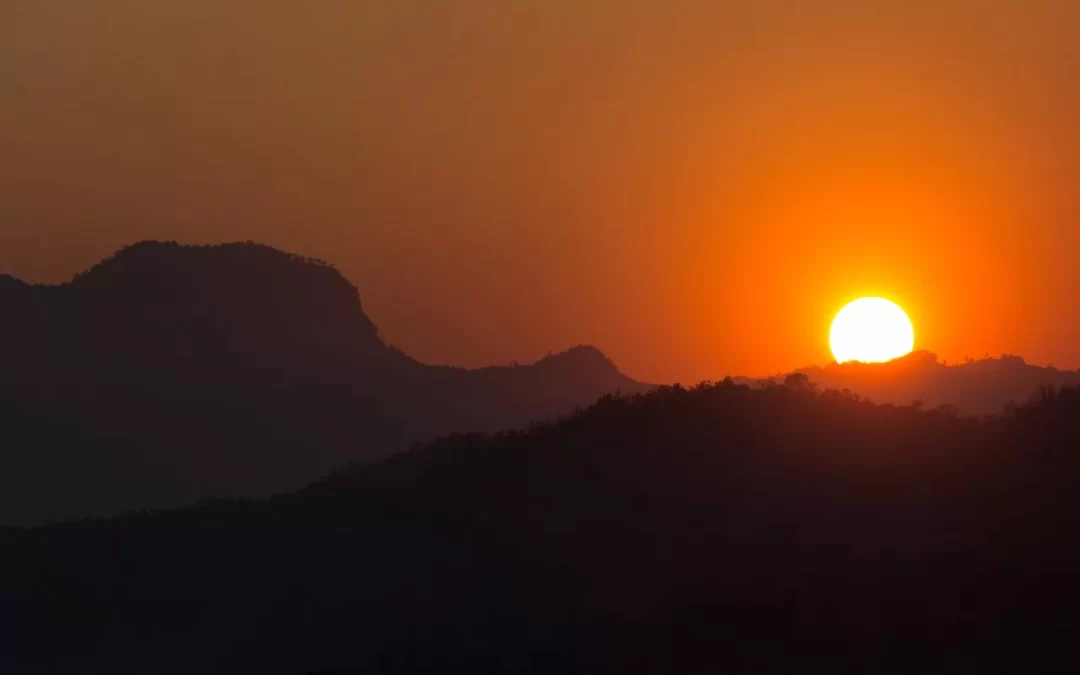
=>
[830,297,915,364]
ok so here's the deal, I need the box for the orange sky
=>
[3,1,1078,383]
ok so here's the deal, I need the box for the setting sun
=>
[830,297,915,364]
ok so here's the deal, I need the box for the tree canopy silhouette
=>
[4,379,1080,673]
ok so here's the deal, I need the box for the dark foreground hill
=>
[3,380,1080,674]
[0,242,645,525]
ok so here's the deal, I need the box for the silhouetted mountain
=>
[4,381,1080,674]
[0,274,26,290]
[0,242,646,525]
[793,350,1080,415]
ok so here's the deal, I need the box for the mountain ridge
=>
[0,241,646,525]
[793,350,1080,416]
[722,350,1080,417]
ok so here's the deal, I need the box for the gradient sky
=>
[3,1,1078,383]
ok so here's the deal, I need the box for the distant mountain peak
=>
[537,345,617,369]
[72,240,345,289]
[7,240,394,372]
[0,240,645,524]
[0,274,27,290]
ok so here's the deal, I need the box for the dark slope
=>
[0,274,26,290]
[0,242,645,524]
[796,350,1080,415]
[4,382,1080,674]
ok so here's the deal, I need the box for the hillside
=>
[3,380,1080,673]
[0,242,646,525]
[795,350,1080,415]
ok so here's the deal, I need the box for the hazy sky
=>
[4,1,1078,382]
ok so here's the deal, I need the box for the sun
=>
[829,297,915,364]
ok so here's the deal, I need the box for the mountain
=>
[4,381,1080,674]
[0,274,26,290]
[794,350,1080,416]
[0,241,646,525]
